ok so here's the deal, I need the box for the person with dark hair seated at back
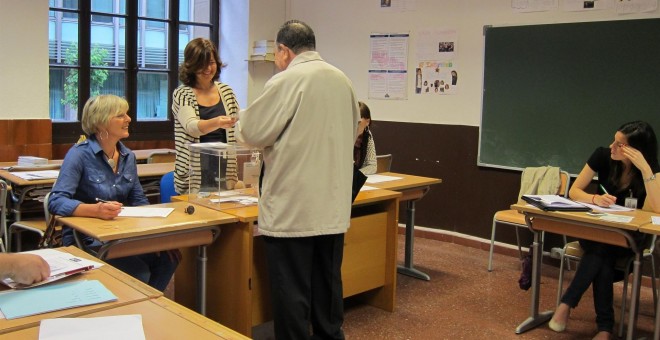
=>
[549,120,660,340]
[49,94,179,291]
[355,101,377,175]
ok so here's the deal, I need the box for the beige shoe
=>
[548,318,566,332]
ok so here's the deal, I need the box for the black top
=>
[588,146,660,207]
[199,100,227,143]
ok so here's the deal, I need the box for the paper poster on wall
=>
[368,33,409,100]
[563,0,613,11]
[511,0,558,12]
[415,62,458,95]
[416,28,457,62]
[615,0,657,13]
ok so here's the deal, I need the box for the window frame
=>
[50,0,219,144]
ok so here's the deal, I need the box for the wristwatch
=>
[645,173,657,183]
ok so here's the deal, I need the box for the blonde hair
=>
[81,95,129,136]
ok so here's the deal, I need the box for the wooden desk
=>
[172,189,401,337]
[366,172,441,280]
[512,204,655,340]
[638,221,660,340]
[0,297,249,340]
[0,162,174,222]
[0,246,161,335]
[58,201,238,315]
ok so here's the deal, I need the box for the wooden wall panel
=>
[0,119,52,162]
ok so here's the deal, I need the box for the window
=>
[49,0,218,144]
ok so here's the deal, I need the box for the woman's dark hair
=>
[610,120,659,197]
[276,20,315,54]
[355,102,372,169]
[178,38,225,87]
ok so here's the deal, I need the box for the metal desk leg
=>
[397,200,430,281]
[516,229,553,333]
[626,254,642,340]
[197,245,208,315]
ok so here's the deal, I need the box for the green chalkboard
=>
[479,18,660,175]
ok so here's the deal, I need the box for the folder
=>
[521,194,591,212]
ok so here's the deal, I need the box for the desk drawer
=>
[342,212,388,297]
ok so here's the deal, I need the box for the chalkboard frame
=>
[478,18,660,175]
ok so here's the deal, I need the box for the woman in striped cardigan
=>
[172,38,238,194]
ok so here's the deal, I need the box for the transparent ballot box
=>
[187,142,261,210]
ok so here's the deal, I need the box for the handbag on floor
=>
[38,215,62,249]
[518,246,533,290]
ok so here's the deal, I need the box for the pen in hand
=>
[599,184,609,195]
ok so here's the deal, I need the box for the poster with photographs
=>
[415,62,457,95]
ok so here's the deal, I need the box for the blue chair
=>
[159,171,177,203]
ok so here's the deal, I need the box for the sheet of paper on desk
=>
[11,170,60,180]
[653,216,660,225]
[118,206,174,217]
[366,174,403,183]
[360,185,379,191]
[581,202,634,212]
[599,214,634,223]
[1,249,103,289]
[0,280,117,319]
[39,314,146,340]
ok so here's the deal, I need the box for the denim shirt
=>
[48,135,148,246]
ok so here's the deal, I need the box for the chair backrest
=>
[160,171,177,203]
[376,154,393,173]
[43,191,52,222]
[559,170,571,198]
[147,151,176,164]
[0,180,8,243]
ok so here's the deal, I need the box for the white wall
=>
[286,0,659,126]
[0,0,49,119]
[221,0,287,108]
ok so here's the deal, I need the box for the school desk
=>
[0,297,250,340]
[172,188,401,337]
[637,221,660,340]
[0,246,161,335]
[512,203,656,340]
[57,201,237,315]
[0,162,174,222]
[365,172,441,281]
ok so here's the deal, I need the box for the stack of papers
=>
[17,156,48,167]
[11,170,60,181]
[522,194,590,211]
[1,249,102,289]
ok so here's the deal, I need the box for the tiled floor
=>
[254,234,657,339]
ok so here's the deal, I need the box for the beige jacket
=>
[517,166,561,204]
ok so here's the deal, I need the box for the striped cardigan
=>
[172,82,239,194]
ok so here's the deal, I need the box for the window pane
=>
[140,0,167,19]
[139,20,168,69]
[95,70,125,98]
[92,0,125,15]
[181,0,210,24]
[52,0,78,10]
[178,25,210,65]
[50,67,79,122]
[91,16,122,67]
[137,72,168,121]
